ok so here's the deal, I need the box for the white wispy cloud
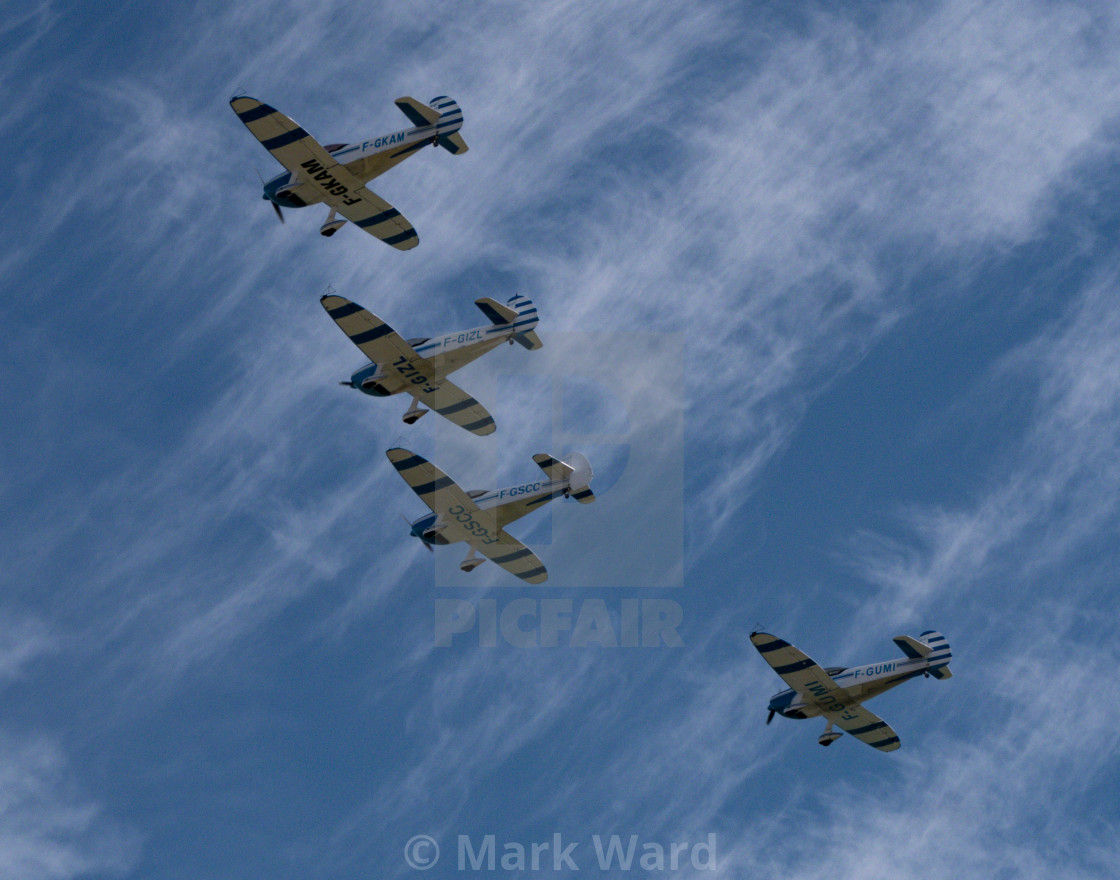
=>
[0,731,139,880]
[0,613,56,684]
[847,268,1120,632]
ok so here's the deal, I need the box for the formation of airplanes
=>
[751,630,952,751]
[230,94,596,584]
[231,92,953,750]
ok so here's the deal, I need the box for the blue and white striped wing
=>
[826,705,901,752]
[476,532,547,584]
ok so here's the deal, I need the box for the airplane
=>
[229,93,468,249]
[386,446,596,583]
[750,630,952,751]
[321,292,541,435]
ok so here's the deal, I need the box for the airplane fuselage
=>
[768,656,930,720]
[263,121,439,209]
[410,476,571,547]
[348,317,535,397]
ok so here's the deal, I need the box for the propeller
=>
[256,168,284,223]
[766,710,775,725]
[401,514,433,552]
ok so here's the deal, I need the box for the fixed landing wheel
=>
[402,399,429,425]
[320,207,345,237]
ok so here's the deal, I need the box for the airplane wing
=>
[386,448,494,528]
[474,531,548,584]
[408,376,495,436]
[321,295,418,365]
[823,704,901,752]
[322,296,494,435]
[750,632,838,695]
[331,188,418,250]
[230,97,418,249]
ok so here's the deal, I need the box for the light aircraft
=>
[750,630,952,751]
[229,94,468,249]
[387,447,596,583]
[321,293,541,435]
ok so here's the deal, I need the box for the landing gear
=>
[402,398,429,425]
[818,721,842,747]
[460,548,484,573]
[320,207,346,237]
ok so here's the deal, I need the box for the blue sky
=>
[3,0,1120,877]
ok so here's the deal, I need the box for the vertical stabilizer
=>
[919,631,952,679]
[429,96,469,154]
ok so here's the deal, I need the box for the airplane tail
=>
[474,293,542,350]
[565,452,595,503]
[429,96,469,154]
[507,294,541,350]
[531,452,595,503]
[920,630,952,679]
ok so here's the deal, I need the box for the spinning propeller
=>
[256,169,284,223]
[767,710,775,725]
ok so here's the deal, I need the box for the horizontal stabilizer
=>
[893,635,931,659]
[514,330,543,350]
[475,297,519,325]
[570,485,595,503]
[439,132,469,154]
[929,666,953,680]
[532,453,572,482]
[395,96,440,126]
